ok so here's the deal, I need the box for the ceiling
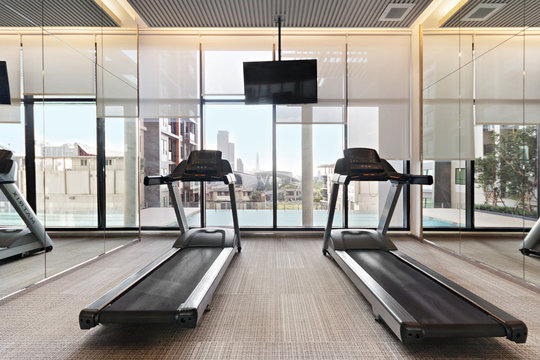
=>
[442,0,540,28]
[0,0,433,28]
[127,0,433,28]
[0,0,539,29]
[0,0,118,27]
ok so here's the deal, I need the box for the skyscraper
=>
[237,158,244,173]
[256,152,260,172]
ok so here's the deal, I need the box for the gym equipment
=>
[520,219,540,256]
[79,150,241,329]
[0,149,53,260]
[323,148,527,344]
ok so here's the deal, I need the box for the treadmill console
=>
[185,150,222,175]
[0,149,14,179]
[344,148,384,174]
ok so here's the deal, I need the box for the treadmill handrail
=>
[144,172,236,186]
[330,171,433,185]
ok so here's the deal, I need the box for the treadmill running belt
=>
[103,247,222,312]
[347,250,506,337]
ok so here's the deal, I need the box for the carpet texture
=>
[0,233,538,359]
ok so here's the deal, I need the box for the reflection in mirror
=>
[105,117,139,251]
[0,3,46,297]
[421,1,538,286]
[33,30,104,278]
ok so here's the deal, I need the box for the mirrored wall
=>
[0,1,138,298]
[422,1,539,287]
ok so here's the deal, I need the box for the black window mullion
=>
[199,42,205,228]
[404,160,410,230]
[96,117,106,230]
[466,160,474,229]
[23,95,37,212]
[272,103,277,229]
[200,97,205,228]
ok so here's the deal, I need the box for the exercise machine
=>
[520,219,540,256]
[79,150,241,329]
[323,148,527,344]
[0,149,53,260]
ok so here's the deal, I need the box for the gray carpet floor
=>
[0,233,538,359]
[0,235,136,298]
[424,233,540,286]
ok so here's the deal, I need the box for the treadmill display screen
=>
[185,151,222,175]
[344,148,384,174]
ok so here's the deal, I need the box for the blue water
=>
[0,209,457,228]
[189,209,457,228]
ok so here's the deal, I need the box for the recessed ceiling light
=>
[378,3,415,22]
[461,3,506,21]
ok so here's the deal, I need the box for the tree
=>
[497,127,537,212]
[476,151,499,206]
[475,127,537,213]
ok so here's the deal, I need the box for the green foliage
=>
[474,204,536,219]
[475,127,538,213]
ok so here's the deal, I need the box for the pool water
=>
[0,209,457,228]
[189,209,457,228]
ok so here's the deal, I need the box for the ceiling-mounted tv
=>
[243,59,317,105]
[0,61,10,105]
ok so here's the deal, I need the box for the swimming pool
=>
[187,209,458,228]
[0,209,458,228]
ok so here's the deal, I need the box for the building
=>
[142,118,200,209]
[217,130,235,170]
[236,158,244,173]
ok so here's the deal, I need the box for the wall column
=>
[302,106,313,226]
[124,118,138,226]
[410,24,424,239]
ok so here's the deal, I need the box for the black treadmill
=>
[79,150,241,329]
[322,148,527,344]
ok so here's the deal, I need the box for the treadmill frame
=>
[0,154,53,260]
[80,165,240,329]
[323,173,527,344]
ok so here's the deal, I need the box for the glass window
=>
[455,168,466,185]
[202,36,273,95]
[140,117,201,228]
[347,161,405,229]
[105,118,139,228]
[204,104,273,227]
[474,125,537,228]
[276,122,343,227]
[34,103,97,227]
[0,113,26,226]
[423,160,465,228]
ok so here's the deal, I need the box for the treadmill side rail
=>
[79,248,180,329]
[330,248,423,343]
[180,247,236,325]
[393,250,528,343]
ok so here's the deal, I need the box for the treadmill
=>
[79,150,241,329]
[520,218,540,256]
[323,148,527,344]
[0,149,53,260]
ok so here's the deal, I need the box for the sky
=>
[0,102,344,178]
[0,103,127,155]
[204,103,344,177]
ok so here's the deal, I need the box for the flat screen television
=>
[243,59,317,105]
[0,61,10,105]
